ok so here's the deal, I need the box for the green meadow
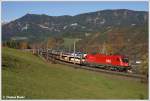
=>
[2,48,148,99]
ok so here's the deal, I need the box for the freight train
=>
[44,50,131,72]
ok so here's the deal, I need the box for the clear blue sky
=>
[2,1,149,22]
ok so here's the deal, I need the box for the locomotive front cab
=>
[121,57,129,67]
[122,57,129,63]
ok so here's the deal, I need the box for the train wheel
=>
[111,67,117,71]
[105,66,112,70]
[104,66,109,70]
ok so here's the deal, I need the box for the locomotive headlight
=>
[120,62,123,66]
[106,59,111,63]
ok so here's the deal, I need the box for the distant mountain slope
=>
[77,25,148,60]
[2,9,148,42]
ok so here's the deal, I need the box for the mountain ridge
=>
[6,9,148,23]
[3,9,148,41]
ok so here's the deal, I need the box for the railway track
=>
[55,59,146,80]
[24,49,147,81]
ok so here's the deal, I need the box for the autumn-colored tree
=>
[99,42,114,55]
[107,33,125,54]
[46,37,58,49]
[139,54,148,75]
[19,41,28,49]
[105,43,114,55]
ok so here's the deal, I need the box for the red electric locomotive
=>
[84,54,131,72]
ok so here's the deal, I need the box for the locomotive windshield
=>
[122,58,129,63]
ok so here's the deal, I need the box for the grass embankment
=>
[2,48,148,99]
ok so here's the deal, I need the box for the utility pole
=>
[69,44,71,53]
[102,42,106,54]
[73,40,76,64]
